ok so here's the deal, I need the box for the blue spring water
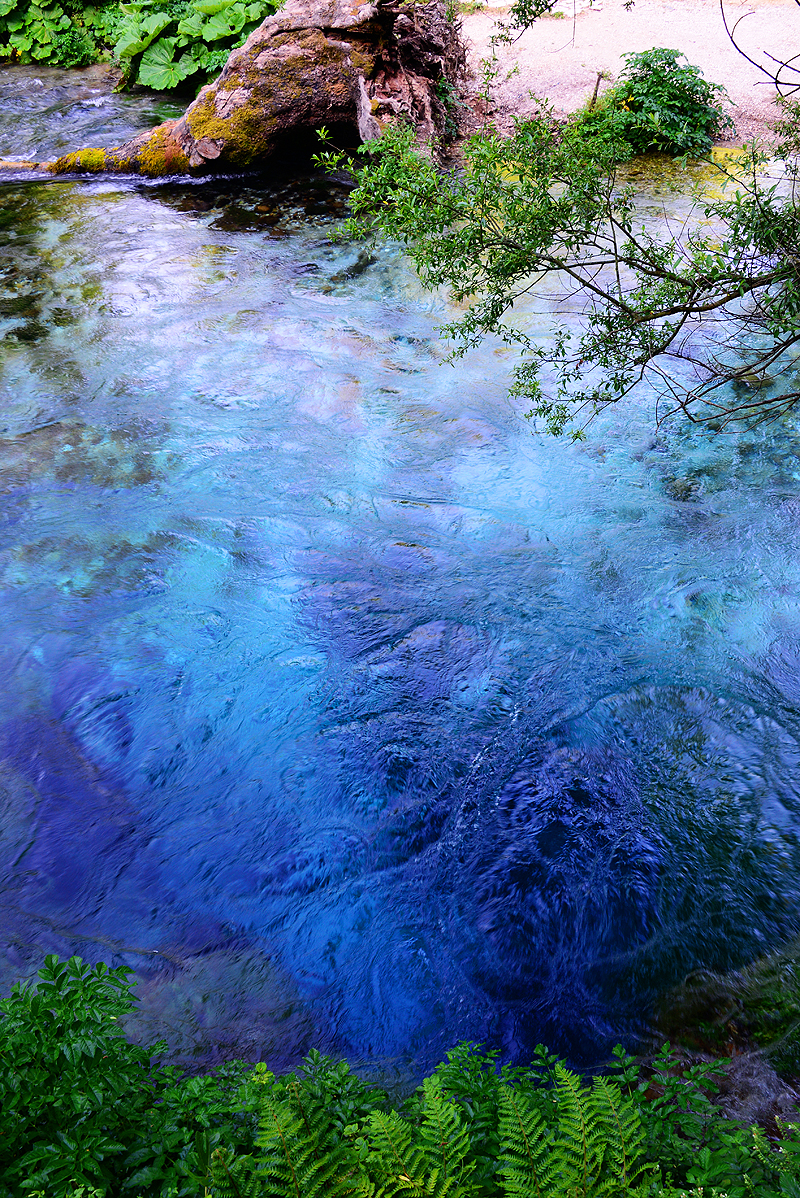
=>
[2,68,800,1075]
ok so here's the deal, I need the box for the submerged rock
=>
[657,940,800,1121]
[41,0,464,177]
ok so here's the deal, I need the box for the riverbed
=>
[1,66,800,1076]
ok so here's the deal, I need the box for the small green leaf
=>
[123,1161,169,1188]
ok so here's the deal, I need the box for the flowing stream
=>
[2,65,800,1075]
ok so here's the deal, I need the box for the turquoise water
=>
[2,70,800,1074]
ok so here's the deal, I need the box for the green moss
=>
[185,30,357,167]
[49,147,108,174]
[135,124,191,176]
[47,125,191,177]
[186,101,272,166]
[48,24,365,177]
[348,47,376,76]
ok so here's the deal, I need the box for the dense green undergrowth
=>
[572,47,734,158]
[0,0,279,90]
[3,957,800,1197]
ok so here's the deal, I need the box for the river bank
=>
[459,0,794,141]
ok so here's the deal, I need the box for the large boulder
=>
[47,0,465,176]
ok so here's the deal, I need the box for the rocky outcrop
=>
[44,0,465,177]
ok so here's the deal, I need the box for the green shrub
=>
[0,954,164,1195]
[4,956,800,1197]
[576,47,734,157]
[0,955,266,1197]
[0,0,280,90]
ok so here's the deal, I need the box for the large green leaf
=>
[116,31,151,56]
[187,41,227,71]
[143,9,173,35]
[201,6,245,39]
[192,0,235,14]
[0,0,18,16]
[185,38,211,65]
[176,9,204,36]
[116,10,172,57]
[138,36,195,88]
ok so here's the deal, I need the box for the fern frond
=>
[365,1105,476,1198]
[209,1148,265,1198]
[497,1084,558,1198]
[589,1075,651,1189]
[752,1119,800,1180]
[257,1090,363,1197]
[367,1109,425,1190]
[257,1094,308,1198]
[417,1076,475,1191]
[553,1063,607,1197]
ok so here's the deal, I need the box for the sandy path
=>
[459,0,796,141]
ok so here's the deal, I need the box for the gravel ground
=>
[459,0,797,142]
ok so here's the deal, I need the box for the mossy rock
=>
[660,939,800,1077]
[34,0,466,178]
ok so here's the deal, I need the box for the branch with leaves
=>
[318,100,800,436]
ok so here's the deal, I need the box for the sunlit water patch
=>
[1,74,800,1073]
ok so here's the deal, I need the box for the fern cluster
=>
[207,1045,789,1198]
[5,958,800,1198]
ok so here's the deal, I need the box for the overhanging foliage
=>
[318,106,800,437]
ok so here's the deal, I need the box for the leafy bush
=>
[577,47,734,157]
[4,956,800,1197]
[0,0,280,89]
[0,955,164,1195]
[0,0,119,68]
[112,0,279,92]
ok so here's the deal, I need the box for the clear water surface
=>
[2,66,800,1075]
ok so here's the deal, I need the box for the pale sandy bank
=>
[459,0,796,142]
